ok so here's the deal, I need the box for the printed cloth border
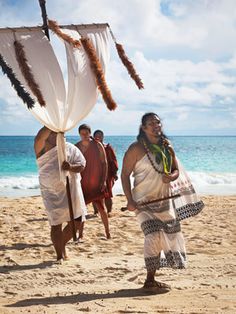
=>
[175,200,204,221]
[145,251,186,271]
[141,218,181,236]
[140,201,204,236]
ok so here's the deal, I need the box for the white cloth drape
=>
[37,142,87,225]
[132,153,203,270]
[0,25,110,182]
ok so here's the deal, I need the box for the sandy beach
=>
[0,195,235,313]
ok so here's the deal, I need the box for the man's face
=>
[142,116,162,137]
[79,129,91,141]
[94,132,104,142]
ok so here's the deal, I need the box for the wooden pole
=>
[66,176,77,241]
[121,194,181,211]
[0,23,109,33]
[38,0,50,40]
[38,0,77,241]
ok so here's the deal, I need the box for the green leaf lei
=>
[148,143,172,175]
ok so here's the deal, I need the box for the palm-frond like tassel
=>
[14,40,46,107]
[115,43,144,90]
[81,37,117,111]
[0,53,35,109]
[48,19,81,48]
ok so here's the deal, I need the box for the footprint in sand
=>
[105,266,132,274]
[101,250,110,253]
[127,274,139,282]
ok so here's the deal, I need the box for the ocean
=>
[0,136,236,197]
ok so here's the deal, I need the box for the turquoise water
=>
[0,136,236,174]
[0,136,236,196]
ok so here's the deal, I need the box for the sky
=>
[0,0,235,136]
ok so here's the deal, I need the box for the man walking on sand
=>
[75,124,111,239]
[121,113,204,292]
[93,129,118,216]
[35,126,87,262]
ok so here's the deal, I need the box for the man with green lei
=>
[121,112,204,292]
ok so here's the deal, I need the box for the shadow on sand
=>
[6,288,170,307]
[0,242,51,252]
[0,260,54,274]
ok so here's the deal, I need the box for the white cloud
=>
[0,0,235,135]
[42,0,236,58]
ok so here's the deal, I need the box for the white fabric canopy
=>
[0,25,110,182]
[0,26,110,131]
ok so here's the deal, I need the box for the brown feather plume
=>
[48,19,81,48]
[14,40,46,107]
[81,37,117,111]
[115,43,144,89]
[48,19,117,110]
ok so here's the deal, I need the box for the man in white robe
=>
[121,113,204,292]
[35,127,87,261]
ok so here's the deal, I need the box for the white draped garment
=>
[37,143,87,226]
[132,153,204,271]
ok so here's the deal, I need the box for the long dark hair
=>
[137,112,168,145]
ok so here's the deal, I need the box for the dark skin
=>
[34,126,85,260]
[121,115,179,284]
[75,128,110,239]
[93,131,118,215]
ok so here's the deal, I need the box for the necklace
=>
[142,140,164,174]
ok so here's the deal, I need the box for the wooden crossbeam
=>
[0,23,109,33]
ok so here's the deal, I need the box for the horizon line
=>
[0,134,236,137]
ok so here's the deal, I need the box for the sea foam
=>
[0,175,39,190]
[0,172,235,197]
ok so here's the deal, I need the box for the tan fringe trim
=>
[48,19,81,48]
[81,37,117,111]
[14,40,46,107]
[115,43,144,90]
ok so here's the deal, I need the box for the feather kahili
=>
[81,37,117,111]
[14,40,46,107]
[0,53,35,109]
[48,19,116,110]
[48,19,81,48]
[115,43,144,90]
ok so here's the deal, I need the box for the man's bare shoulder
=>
[34,127,50,144]
[122,142,145,172]
[128,141,143,150]
[127,141,143,153]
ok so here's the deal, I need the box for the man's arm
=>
[107,145,119,178]
[61,162,85,173]
[121,143,138,211]
[97,142,108,191]
[62,145,86,173]
[34,127,51,158]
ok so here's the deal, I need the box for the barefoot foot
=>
[106,232,111,239]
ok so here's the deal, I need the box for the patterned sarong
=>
[132,154,204,271]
